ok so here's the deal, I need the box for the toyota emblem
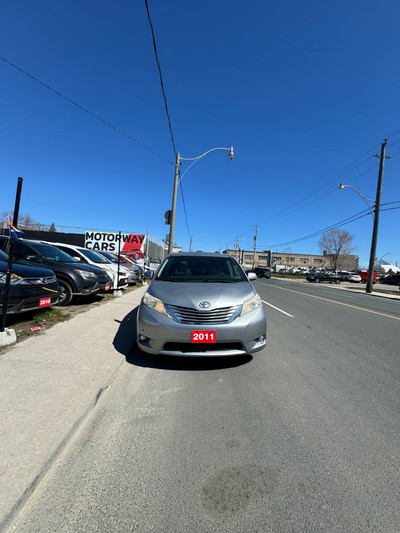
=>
[198,301,211,309]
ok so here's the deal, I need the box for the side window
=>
[14,242,37,260]
[60,247,82,261]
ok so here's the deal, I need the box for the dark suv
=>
[380,273,400,286]
[252,267,271,279]
[0,249,60,313]
[306,271,341,284]
[0,237,112,306]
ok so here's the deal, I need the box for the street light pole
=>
[366,139,388,293]
[168,152,180,254]
[168,146,234,255]
[189,233,208,252]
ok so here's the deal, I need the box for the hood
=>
[148,280,256,309]
[0,260,55,278]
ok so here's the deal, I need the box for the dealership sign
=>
[85,232,146,254]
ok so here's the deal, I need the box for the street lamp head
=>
[339,183,345,191]
[228,146,234,160]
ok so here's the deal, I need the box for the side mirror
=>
[26,255,42,263]
[247,272,257,281]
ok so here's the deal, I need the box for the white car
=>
[338,271,361,283]
[46,242,129,290]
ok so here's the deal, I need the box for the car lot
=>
[0,236,112,306]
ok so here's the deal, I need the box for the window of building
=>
[244,254,253,261]
[273,256,281,261]
[313,258,323,264]
[300,258,309,263]
[258,255,268,260]
[290,257,295,262]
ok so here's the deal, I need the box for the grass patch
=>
[32,308,71,324]
[346,286,399,295]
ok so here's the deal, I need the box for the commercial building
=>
[224,249,359,271]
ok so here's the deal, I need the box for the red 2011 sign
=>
[191,330,216,343]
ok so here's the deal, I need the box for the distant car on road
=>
[306,271,341,284]
[251,267,271,279]
[357,270,377,283]
[379,273,400,286]
[337,271,362,283]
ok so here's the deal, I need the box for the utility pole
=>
[168,152,180,254]
[366,139,390,293]
[253,225,258,267]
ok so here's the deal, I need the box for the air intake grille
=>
[167,304,239,324]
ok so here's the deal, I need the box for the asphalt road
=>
[10,279,400,532]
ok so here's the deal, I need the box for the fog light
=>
[139,335,150,342]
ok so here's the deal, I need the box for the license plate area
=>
[39,297,52,307]
[191,330,216,343]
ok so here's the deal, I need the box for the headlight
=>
[240,293,262,316]
[0,273,22,285]
[143,291,171,317]
[74,269,97,279]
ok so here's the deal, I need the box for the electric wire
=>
[0,55,173,164]
[227,136,400,249]
[144,0,176,157]
[259,202,400,250]
[144,1,192,242]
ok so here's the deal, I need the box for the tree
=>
[49,222,57,232]
[318,229,356,272]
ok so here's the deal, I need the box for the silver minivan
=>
[137,252,267,357]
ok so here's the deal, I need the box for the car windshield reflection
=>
[156,256,247,283]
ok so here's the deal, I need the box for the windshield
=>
[78,248,110,264]
[97,251,118,263]
[0,249,8,261]
[29,243,79,262]
[156,256,248,282]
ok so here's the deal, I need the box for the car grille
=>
[22,282,59,293]
[167,304,239,324]
[162,342,244,353]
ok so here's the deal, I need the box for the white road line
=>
[262,300,294,317]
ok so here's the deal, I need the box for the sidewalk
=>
[0,285,147,531]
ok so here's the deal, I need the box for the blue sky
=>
[1,0,400,268]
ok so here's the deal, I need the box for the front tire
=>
[58,280,73,306]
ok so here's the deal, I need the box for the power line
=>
[144,0,177,157]
[259,201,399,250]
[0,55,173,164]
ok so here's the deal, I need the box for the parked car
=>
[337,271,362,283]
[0,237,112,306]
[137,253,266,357]
[94,250,142,284]
[251,267,271,279]
[357,270,377,283]
[379,273,400,286]
[0,249,60,314]
[46,242,129,290]
[306,271,341,284]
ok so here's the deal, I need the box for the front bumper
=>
[137,303,267,357]
[1,287,60,314]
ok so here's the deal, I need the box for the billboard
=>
[85,232,146,255]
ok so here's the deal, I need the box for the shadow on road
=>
[113,306,253,371]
